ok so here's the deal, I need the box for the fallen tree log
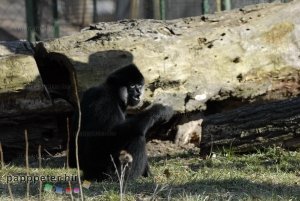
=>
[1,1,300,159]
[1,1,300,115]
[200,96,300,155]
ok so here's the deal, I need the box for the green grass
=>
[1,147,300,200]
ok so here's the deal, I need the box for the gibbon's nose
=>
[135,89,141,96]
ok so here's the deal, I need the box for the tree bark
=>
[200,96,300,155]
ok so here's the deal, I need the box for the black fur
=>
[69,64,173,181]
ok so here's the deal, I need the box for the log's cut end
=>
[0,43,78,161]
[0,54,48,115]
[0,42,77,116]
[0,55,41,92]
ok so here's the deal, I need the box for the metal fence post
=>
[222,0,231,10]
[93,0,97,22]
[202,0,210,14]
[25,0,40,42]
[52,0,59,38]
[160,0,166,20]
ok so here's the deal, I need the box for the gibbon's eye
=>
[130,84,135,89]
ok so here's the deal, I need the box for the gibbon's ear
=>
[119,86,128,105]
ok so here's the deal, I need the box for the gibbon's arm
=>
[113,104,174,137]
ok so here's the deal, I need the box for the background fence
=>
[0,0,292,42]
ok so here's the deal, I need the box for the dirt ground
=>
[146,139,199,157]
[7,139,199,168]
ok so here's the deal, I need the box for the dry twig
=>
[0,142,14,201]
[24,129,30,200]
[72,71,84,201]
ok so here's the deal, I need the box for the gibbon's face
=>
[127,82,144,106]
